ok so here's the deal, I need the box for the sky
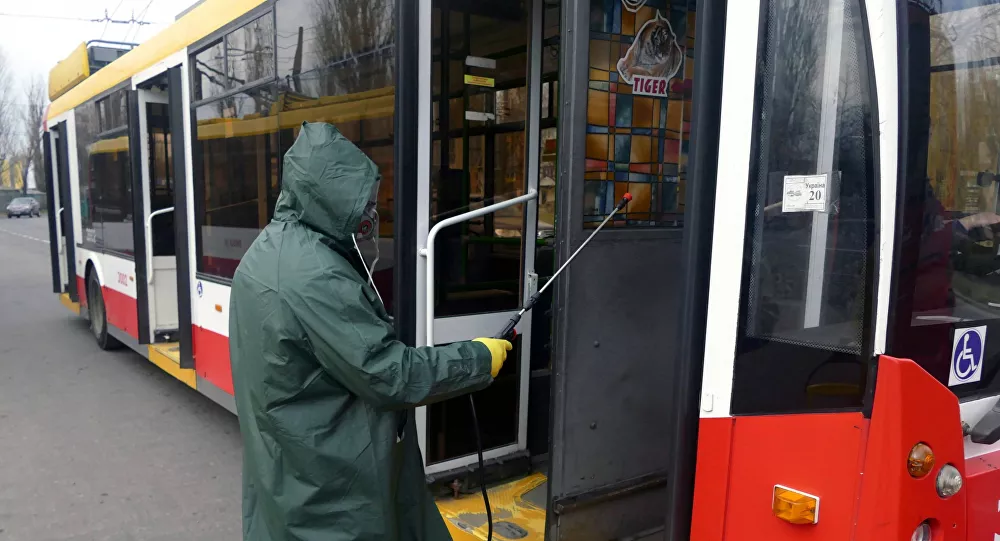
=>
[0,1,198,188]
[0,0,200,91]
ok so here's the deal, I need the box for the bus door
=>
[51,122,78,302]
[689,0,884,539]
[417,0,542,476]
[538,0,710,538]
[129,67,188,352]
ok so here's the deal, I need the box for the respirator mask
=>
[353,179,384,306]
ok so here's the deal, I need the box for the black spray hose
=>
[468,394,493,541]
[469,193,632,541]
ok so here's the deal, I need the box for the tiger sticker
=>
[616,11,684,97]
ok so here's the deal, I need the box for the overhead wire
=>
[100,0,127,41]
[126,0,156,42]
[0,10,162,25]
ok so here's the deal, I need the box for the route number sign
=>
[782,173,832,213]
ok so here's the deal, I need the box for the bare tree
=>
[310,0,394,96]
[0,48,16,177]
[20,76,46,193]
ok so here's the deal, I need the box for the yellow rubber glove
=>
[473,338,513,378]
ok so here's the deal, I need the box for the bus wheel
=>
[87,271,122,350]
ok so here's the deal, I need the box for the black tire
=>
[87,271,122,350]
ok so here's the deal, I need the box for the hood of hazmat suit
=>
[229,122,493,541]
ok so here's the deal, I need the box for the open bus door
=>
[49,121,79,304]
[412,0,725,537]
[416,0,543,478]
[541,0,718,538]
[126,63,194,367]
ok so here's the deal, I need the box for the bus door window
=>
[147,102,174,257]
[892,1,1000,398]
[426,0,531,463]
[733,0,878,415]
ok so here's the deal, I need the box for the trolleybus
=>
[41,0,1000,539]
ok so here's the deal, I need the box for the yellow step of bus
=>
[147,342,196,389]
[439,472,547,540]
[60,293,80,315]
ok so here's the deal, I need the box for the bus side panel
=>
[92,252,141,340]
[77,274,87,308]
[854,356,966,541]
[965,451,1000,539]
[192,279,234,395]
[690,417,734,541]
[76,246,101,310]
[720,413,866,540]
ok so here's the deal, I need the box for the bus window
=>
[892,1,1000,398]
[193,85,279,281]
[191,0,398,309]
[275,0,397,311]
[732,0,877,415]
[428,0,532,319]
[76,87,134,256]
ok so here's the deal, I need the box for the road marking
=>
[0,227,49,244]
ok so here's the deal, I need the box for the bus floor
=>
[438,471,547,540]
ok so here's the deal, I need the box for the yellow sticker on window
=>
[464,75,495,88]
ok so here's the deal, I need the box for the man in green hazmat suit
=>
[229,122,513,541]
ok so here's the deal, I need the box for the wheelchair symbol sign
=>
[950,326,986,386]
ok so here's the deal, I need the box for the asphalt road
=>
[0,216,242,540]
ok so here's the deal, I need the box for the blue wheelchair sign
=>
[949,326,986,386]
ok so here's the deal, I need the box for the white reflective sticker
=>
[950,326,986,387]
[465,111,495,122]
[782,174,830,213]
[465,56,497,69]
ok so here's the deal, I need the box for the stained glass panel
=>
[584,0,694,227]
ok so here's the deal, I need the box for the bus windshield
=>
[893,0,1000,398]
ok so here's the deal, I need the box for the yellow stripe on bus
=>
[195,91,395,140]
[90,136,130,155]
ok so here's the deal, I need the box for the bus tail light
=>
[907,443,935,478]
[772,485,819,525]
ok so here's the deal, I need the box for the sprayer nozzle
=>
[614,193,632,211]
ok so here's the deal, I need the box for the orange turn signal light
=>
[772,485,819,525]
[907,442,935,478]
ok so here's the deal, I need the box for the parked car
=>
[6,197,40,218]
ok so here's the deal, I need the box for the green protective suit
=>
[229,122,494,541]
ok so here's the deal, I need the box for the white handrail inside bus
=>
[419,190,538,347]
[145,207,174,285]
